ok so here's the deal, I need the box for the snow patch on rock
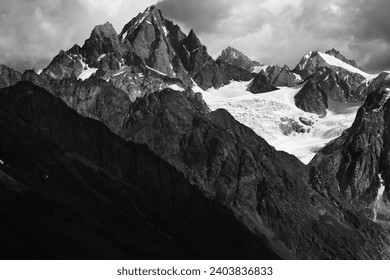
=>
[167,84,185,91]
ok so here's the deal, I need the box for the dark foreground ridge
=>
[1,82,385,259]
[0,82,282,259]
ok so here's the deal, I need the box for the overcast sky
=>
[0,0,389,73]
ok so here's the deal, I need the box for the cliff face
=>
[311,85,390,203]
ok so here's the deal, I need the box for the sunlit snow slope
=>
[199,81,362,164]
[318,52,378,80]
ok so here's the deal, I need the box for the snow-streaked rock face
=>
[318,52,376,80]
[119,6,184,78]
[291,50,382,113]
[294,50,373,80]
[355,72,390,99]
[41,51,84,80]
[325,48,362,70]
[198,80,361,164]
[82,22,123,68]
[293,50,376,100]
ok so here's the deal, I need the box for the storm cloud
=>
[156,0,390,73]
[1,0,389,73]
[0,0,156,71]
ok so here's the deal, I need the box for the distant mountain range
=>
[1,5,390,260]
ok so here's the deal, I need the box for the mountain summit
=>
[217,46,261,72]
[0,5,253,134]
[42,6,251,91]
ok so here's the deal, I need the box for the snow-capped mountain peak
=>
[297,51,314,71]
[292,49,379,107]
[294,49,375,80]
[317,51,375,80]
[325,48,362,70]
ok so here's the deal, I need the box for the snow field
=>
[200,80,361,164]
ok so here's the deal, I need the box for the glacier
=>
[200,80,362,164]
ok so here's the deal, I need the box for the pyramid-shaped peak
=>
[147,5,159,13]
[81,21,122,67]
[218,46,261,71]
[220,46,244,56]
[67,44,82,55]
[138,5,165,22]
[219,46,259,61]
[186,29,202,47]
[188,29,198,39]
[119,5,167,42]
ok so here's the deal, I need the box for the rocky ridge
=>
[0,81,283,259]
[249,64,302,93]
[248,70,279,93]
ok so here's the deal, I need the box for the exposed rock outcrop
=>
[280,117,306,135]
[272,65,300,87]
[20,73,131,134]
[295,80,328,115]
[0,64,22,88]
[41,50,85,80]
[263,65,283,84]
[250,64,301,92]
[82,22,123,68]
[310,85,390,203]
[355,72,390,101]
[248,70,279,93]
